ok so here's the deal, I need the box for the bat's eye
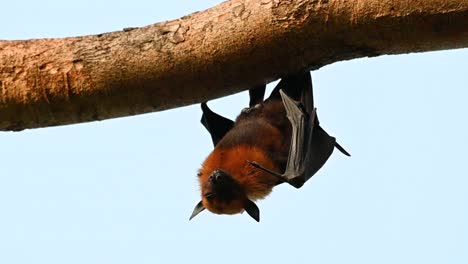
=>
[205,192,215,200]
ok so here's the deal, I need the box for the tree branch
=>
[1,0,467,131]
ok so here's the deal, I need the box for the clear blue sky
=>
[1,1,467,264]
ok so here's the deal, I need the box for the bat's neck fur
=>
[200,145,280,201]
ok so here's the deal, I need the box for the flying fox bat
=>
[190,71,350,222]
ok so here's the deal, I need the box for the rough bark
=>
[0,0,467,131]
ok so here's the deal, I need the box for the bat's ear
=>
[189,201,205,220]
[244,200,260,222]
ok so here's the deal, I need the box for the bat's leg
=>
[242,85,266,115]
[201,103,234,147]
[249,84,266,107]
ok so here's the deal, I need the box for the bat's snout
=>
[209,169,229,184]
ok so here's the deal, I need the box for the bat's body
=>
[198,97,289,216]
[190,72,349,222]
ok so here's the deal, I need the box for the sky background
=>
[1,1,467,264]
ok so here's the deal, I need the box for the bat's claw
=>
[247,160,289,184]
[335,142,351,157]
[241,104,262,115]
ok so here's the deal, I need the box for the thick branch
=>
[1,0,467,131]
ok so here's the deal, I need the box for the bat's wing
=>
[249,72,350,188]
[201,84,266,146]
[201,103,234,146]
[279,89,344,188]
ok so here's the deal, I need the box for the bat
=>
[190,71,350,222]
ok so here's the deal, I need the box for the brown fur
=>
[197,99,292,215]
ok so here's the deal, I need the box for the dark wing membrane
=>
[201,103,234,147]
[249,71,349,188]
[278,90,335,187]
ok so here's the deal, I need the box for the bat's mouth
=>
[205,169,245,201]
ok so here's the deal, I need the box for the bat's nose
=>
[210,169,226,183]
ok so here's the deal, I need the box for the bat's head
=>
[189,169,260,222]
[190,146,281,222]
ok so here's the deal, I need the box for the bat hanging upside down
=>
[190,71,350,222]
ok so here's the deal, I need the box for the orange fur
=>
[198,144,280,214]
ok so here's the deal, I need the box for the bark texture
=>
[1,0,467,131]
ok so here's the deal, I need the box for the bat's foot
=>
[241,103,262,115]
